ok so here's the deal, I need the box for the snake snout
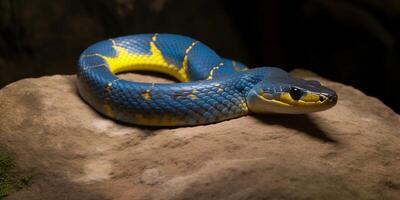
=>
[327,91,338,104]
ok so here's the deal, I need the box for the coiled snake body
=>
[77,33,337,126]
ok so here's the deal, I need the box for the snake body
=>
[77,33,337,126]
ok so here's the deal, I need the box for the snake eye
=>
[289,87,303,101]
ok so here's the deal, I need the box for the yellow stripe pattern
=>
[97,34,190,82]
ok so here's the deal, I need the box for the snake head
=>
[246,68,337,114]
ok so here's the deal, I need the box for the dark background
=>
[0,0,399,113]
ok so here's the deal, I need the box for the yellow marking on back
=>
[152,33,159,41]
[141,90,152,100]
[96,35,190,82]
[187,89,199,99]
[207,62,224,80]
[188,94,198,100]
[180,41,199,81]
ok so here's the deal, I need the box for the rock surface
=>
[0,70,399,200]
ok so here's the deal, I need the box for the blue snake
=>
[77,33,337,126]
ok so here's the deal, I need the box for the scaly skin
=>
[77,33,337,126]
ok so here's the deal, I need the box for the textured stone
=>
[0,70,399,200]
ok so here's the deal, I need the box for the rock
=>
[0,70,399,200]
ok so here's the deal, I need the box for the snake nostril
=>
[327,94,337,102]
[319,96,324,102]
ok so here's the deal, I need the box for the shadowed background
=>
[0,0,399,113]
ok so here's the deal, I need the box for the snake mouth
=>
[278,92,332,107]
[247,90,337,114]
[258,92,331,107]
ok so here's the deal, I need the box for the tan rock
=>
[0,70,399,200]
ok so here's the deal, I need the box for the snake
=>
[77,33,337,126]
